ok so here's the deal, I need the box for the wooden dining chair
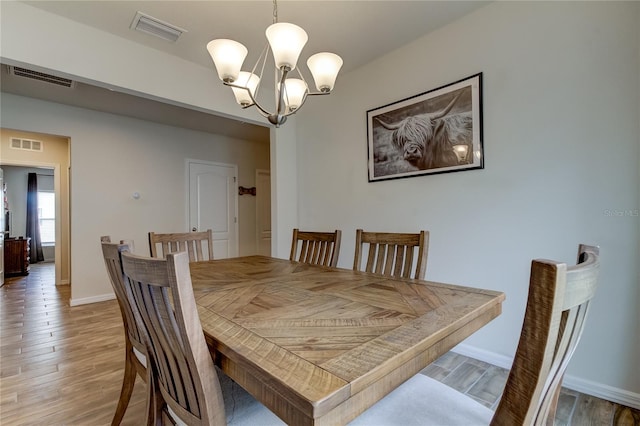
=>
[350,244,601,426]
[353,229,429,280]
[102,235,136,252]
[100,237,147,426]
[289,228,342,267]
[120,250,284,426]
[148,229,214,262]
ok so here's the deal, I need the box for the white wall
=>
[269,121,299,258]
[1,93,270,304]
[296,2,639,404]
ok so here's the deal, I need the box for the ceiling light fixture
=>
[206,0,343,127]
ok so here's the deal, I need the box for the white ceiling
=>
[2,1,488,140]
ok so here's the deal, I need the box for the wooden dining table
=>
[190,255,505,426]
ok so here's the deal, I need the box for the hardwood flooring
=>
[1,263,638,425]
[1,263,146,425]
[422,353,640,426]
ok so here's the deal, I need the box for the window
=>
[37,191,55,244]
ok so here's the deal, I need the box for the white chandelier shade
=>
[206,39,247,83]
[265,23,308,71]
[307,52,343,92]
[231,71,260,107]
[206,1,342,126]
[282,78,308,113]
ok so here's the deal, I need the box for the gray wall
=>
[1,0,637,408]
[295,1,639,405]
[1,94,270,304]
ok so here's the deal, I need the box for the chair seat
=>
[218,371,285,426]
[349,374,493,426]
[167,368,285,426]
[169,371,491,425]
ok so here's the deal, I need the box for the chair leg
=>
[544,380,564,425]
[146,363,165,426]
[111,342,138,426]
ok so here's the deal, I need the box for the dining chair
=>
[353,229,429,280]
[289,228,342,267]
[120,250,284,426]
[101,235,136,252]
[100,237,147,426]
[148,229,214,262]
[350,244,601,426]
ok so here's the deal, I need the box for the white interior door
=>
[188,160,238,259]
[256,169,271,256]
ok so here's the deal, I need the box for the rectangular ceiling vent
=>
[9,66,75,88]
[10,138,43,152]
[130,11,186,42]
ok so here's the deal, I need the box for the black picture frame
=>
[366,73,483,182]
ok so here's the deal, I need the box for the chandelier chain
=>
[272,0,278,24]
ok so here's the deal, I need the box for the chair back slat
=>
[300,240,310,262]
[319,241,330,265]
[354,230,429,280]
[390,245,402,277]
[491,245,600,426]
[149,230,214,262]
[308,241,318,263]
[121,251,226,425]
[374,244,386,274]
[401,247,414,278]
[308,241,321,264]
[100,239,145,353]
[290,229,342,267]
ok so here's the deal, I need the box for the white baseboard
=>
[69,293,115,306]
[452,344,640,410]
[453,343,513,370]
[561,376,640,411]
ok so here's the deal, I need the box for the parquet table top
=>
[190,256,505,425]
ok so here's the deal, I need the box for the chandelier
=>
[206,0,343,127]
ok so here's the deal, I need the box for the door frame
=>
[185,158,239,257]
[0,159,68,286]
[255,168,271,256]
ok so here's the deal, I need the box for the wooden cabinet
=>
[4,237,30,276]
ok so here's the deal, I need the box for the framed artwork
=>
[366,73,483,182]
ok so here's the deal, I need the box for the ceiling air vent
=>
[10,138,43,152]
[9,66,75,88]
[130,11,186,42]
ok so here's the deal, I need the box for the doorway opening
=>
[0,130,71,290]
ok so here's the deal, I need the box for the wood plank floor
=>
[1,263,146,425]
[1,263,638,425]
[422,353,640,426]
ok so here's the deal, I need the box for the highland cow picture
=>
[367,73,483,181]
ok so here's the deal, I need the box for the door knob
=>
[192,227,197,232]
